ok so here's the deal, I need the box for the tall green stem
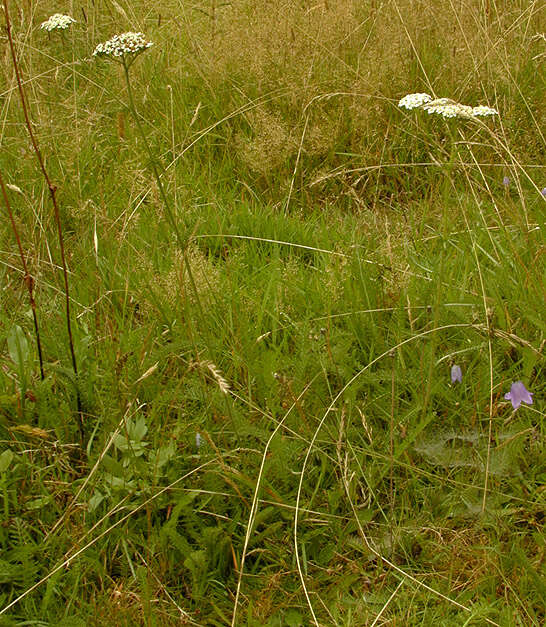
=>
[121,62,205,320]
[122,62,183,245]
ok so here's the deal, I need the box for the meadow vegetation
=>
[0,0,544,624]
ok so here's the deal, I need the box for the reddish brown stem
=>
[3,0,83,440]
[0,169,45,380]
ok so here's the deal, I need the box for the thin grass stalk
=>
[0,169,45,380]
[3,0,83,440]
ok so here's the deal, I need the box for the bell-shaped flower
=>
[451,365,463,384]
[504,381,533,410]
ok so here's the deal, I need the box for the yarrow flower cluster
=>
[398,93,498,119]
[93,32,153,63]
[40,14,76,32]
[398,93,433,110]
[471,105,498,117]
[424,99,474,119]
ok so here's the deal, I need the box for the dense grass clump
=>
[0,1,544,625]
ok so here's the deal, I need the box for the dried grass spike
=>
[193,359,230,395]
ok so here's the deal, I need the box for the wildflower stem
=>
[3,0,83,441]
[0,169,45,380]
[121,61,182,244]
[120,61,206,322]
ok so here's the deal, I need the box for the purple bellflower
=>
[541,188,546,197]
[502,176,510,187]
[451,365,463,384]
[504,381,533,410]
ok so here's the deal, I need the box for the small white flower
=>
[398,93,433,110]
[423,100,474,119]
[472,105,498,117]
[400,93,499,120]
[93,32,153,62]
[40,14,76,32]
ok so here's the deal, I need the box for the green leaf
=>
[129,415,148,442]
[149,441,175,469]
[0,559,25,585]
[88,491,105,512]
[285,609,304,627]
[102,454,127,478]
[7,325,29,370]
[25,495,53,511]
[0,449,14,473]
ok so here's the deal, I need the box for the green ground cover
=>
[0,1,544,625]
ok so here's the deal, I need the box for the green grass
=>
[0,1,544,625]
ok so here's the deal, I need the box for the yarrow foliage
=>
[398,93,498,119]
[93,32,153,64]
[40,14,76,32]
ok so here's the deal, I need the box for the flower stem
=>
[122,62,181,241]
[0,169,45,380]
[121,62,205,319]
[4,0,83,441]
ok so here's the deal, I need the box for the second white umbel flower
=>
[40,14,76,32]
[93,32,153,66]
[399,93,498,119]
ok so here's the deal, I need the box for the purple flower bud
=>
[451,365,463,384]
[502,176,510,187]
[541,188,546,197]
[504,381,533,410]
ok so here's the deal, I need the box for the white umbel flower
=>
[399,93,499,120]
[423,99,474,118]
[40,14,76,32]
[398,93,433,109]
[93,32,153,61]
[472,105,498,117]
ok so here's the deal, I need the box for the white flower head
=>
[398,93,433,110]
[472,105,498,117]
[40,14,76,32]
[93,32,153,65]
[423,100,474,119]
[399,92,499,120]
